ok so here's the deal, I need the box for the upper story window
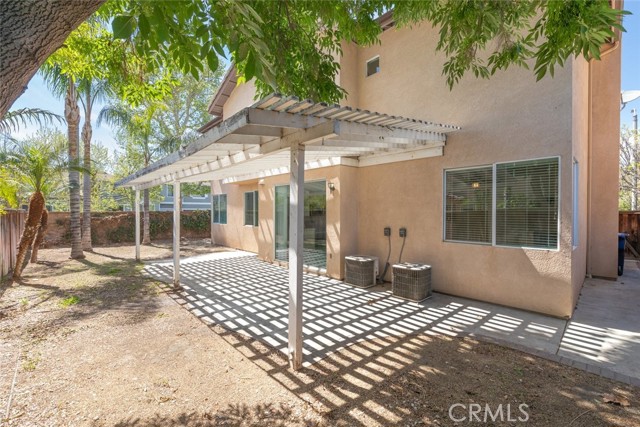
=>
[366,56,380,77]
[166,185,174,197]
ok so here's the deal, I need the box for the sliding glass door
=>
[274,180,327,269]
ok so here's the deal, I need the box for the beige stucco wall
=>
[571,57,590,308]
[208,20,619,318]
[222,79,257,119]
[587,47,621,280]
[338,41,359,108]
[348,22,574,317]
[211,180,260,254]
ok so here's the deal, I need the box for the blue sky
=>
[10,5,640,152]
[11,73,119,151]
[621,0,640,128]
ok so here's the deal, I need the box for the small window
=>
[244,191,259,226]
[167,185,173,197]
[366,56,380,77]
[212,194,227,224]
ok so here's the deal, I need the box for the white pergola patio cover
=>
[117,94,459,369]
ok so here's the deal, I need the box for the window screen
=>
[244,191,259,226]
[495,158,559,249]
[444,166,493,244]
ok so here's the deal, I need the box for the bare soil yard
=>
[1,241,638,426]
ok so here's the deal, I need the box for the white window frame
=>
[244,190,259,227]
[572,158,579,249]
[443,156,561,251]
[366,55,380,77]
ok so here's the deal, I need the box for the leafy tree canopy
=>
[42,20,176,107]
[102,0,627,103]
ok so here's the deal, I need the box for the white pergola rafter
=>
[119,94,460,370]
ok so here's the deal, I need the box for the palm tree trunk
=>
[13,191,44,279]
[143,188,150,244]
[81,88,92,251]
[66,80,84,259]
[30,208,48,263]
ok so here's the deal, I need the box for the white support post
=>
[288,142,305,370]
[173,181,181,287]
[210,180,215,247]
[135,188,141,261]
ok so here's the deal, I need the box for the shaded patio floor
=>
[145,251,568,366]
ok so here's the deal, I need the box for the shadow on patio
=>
[558,258,640,379]
[136,251,640,426]
[144,251,567,366]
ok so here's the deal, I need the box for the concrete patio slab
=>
[144,251,567,366]
[558,258,640,381]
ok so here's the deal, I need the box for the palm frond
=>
[97,105,132,129]
[78,79,113,111]
[0,108,64,134]
[39,65,73,99]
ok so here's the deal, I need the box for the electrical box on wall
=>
[384,227,391,236]
[399,227,407,237]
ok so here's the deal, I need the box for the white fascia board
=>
[358,145,444,167]
[335,120,447,142]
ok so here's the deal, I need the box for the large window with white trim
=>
[244,190,259,226]
[212,194,227,224]
[444,157,560,250]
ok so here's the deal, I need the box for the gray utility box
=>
[392,263,432,302]
[345,256,379,288]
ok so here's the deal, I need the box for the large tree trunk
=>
[13,191,45,279]
[81,88,92,251]
[30,208,48,263]
[143,188,150,244]
[66,80,84,259]
[0,0,105,117]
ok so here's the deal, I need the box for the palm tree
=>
[41,69,85,259]
[78,79,112,251]
[39,20,118,258]
[65,79,84,259]
[98,103,163,244]
[0,133,67,278]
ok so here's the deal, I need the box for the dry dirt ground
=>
[0,241,638,427]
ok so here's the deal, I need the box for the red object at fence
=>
[0,210,26,279]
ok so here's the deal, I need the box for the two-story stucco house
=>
[118,12,620,321]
